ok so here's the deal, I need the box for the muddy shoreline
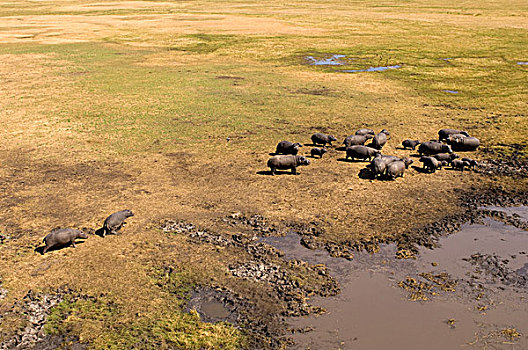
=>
[162,185,528,348]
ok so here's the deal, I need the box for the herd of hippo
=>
[41,209,134,254]
[41,128,478,253]
[267,128,480,180]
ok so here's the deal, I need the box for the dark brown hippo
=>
[42,228,88,254]
[369,154,387,178]
[355,128,375,136]
[450,137,480,151]
[343,135,371,147]
[385,161,405,180]
[267,155,310,175]
[103,209,134,237]
[418,142,452,155]
[275,141,303,155]
[371,130,389,150]
[438,129,469,141]
[434,153,459,164]
[311,133,337,147]
[345,145,380,161]
[462,157,478,169]
[452,159,471,171]
[310,148,327,158]
[402,139,421,150]
[420,156,443,173]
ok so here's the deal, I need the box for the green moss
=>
[44,293,246,350]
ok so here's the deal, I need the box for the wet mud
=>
[263,208,528,349]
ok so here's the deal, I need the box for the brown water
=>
[262,207,528,349]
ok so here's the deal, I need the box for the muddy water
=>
[340,65,401,73]
[262,207,528,349]
[305,55,346,66]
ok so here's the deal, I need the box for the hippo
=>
[462,157,478,169]
[380,129,390,136]
[311,133,337,147]
[402,139,420,150]
[438,129,469,141]
[385,161,405,180]
[434,153,459,164]
[103,209,134,237]
[343,135,370,147]
[452,159,471,171]
[355,128,375,137]
[418,142,452,155]
[420,156,443,173]
[401,157,414,168]
[371,131,388,150]
[42,228,88,254]
[450,137,480,152]
[380,155,413,168]
[346,145,380,161]
[446,134,469,143]
[267,155,310,175]
[311,148,327,158]
[275,141,303,155]
[369,154,388,178]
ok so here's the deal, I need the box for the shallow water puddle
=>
[186,288,234,323]
[262,207,528,349]
[517,62,528,65]
[340,65,401,73]
[443,89,459,94]
[305,54,346,66]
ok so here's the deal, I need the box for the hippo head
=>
[444,145,453,153]
[122,209,134,218]
[461,131,469,137]
[402,157,413,168]
[298,156,310,166]
[380,129,390,135]
[365,134,374,139]
[329,135,337,142]
[294,143,303,147]
[321,148,328,155]
[450,153,460,160]
[79,232,89,239]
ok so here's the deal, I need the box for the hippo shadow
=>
[445,167,464,172]
[395,146,412,150]
[336,158,366,163]
[358,168,375,180]
[95,227,106,237]
[335,146,347,152]
[409,153,422,158]
[256,170,299,176]
[34,240,86,255]
[411,165,431,174]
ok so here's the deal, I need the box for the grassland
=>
[0,0,527,348]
